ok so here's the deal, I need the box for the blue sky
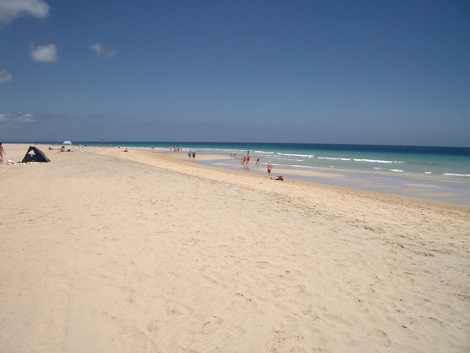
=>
[1,0,469,146]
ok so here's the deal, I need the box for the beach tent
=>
[63,141,72,145]
[21,146,50,163]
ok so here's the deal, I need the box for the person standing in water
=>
[267,161,272,177]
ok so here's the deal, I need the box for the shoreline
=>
[102,146,470,212]
[5,142,466,216]
[3,143,470,206]
[150,148,470,206]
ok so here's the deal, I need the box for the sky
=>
[0,0,469,146]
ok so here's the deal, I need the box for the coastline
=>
[1,143,469,352]
[8,141,469,205]
[3,143,470,206]
[150,148,470,206]
[112,146,470,210]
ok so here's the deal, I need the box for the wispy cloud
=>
[0,111,96,125]
[0,111,36,123]
[18,113,35,122]
[0,69,13,82]
[90,42,116,59]
[0,0,49,27]
[30,43,58,63]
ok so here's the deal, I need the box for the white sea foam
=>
[444,173,470,177]
[318,157,403,164]
[277,153,314,158]
[318,157,349,161]
[286,164,312,169]
[353,158,403,164]
[390,169,404,173]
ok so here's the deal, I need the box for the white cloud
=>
[90,43,103,55]
[18,113,35,122]
[0,111,36,123]
[0,69,12,82]
[0,0,49,27]
[30,43,58,63]
[90,42,116,59]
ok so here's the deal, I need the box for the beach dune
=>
[1,144,469,353]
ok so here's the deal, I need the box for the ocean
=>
[64,142,470,205]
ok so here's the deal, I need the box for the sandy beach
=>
[1,143,469,353]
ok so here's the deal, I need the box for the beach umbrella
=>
[63,141,72,145]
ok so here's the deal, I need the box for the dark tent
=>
[22,146,50,163]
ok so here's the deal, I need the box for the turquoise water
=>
[71,142,469,180]
[182,143,470,180]
[58,142,470,204]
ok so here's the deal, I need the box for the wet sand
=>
[187,154,470,205]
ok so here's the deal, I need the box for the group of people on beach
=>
[239,151,260,166]
[187,150,196,159]
[48,145,75,152]
[0,143,278,179]
[240,154,261,166]
[236,150,273,177]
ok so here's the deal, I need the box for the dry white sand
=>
[1,144,469,353]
